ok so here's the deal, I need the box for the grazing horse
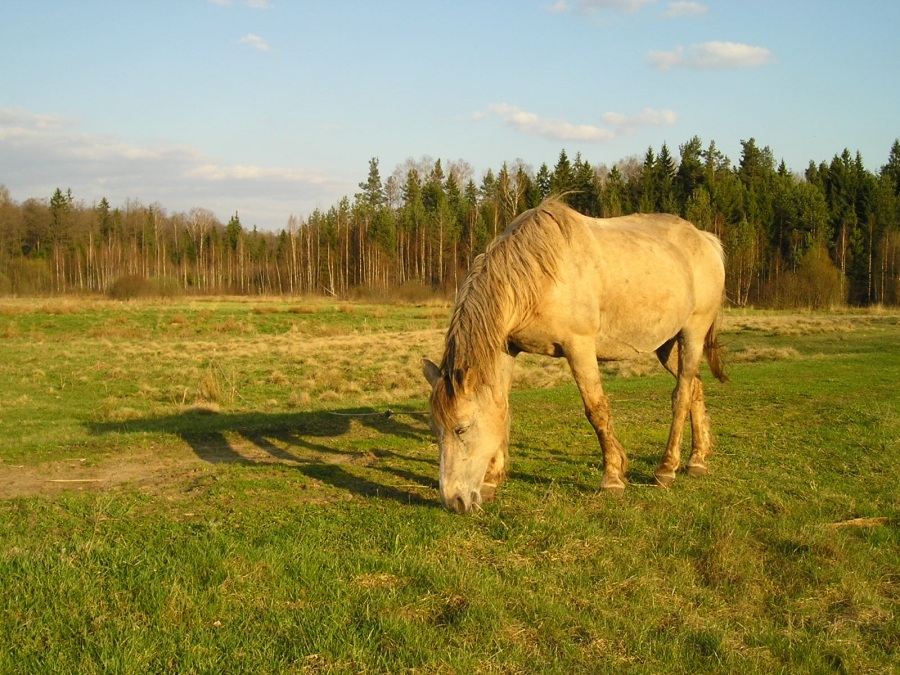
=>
[423,200,726,514]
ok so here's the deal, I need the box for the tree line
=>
[2,136,899,307]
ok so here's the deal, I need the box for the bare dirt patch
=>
[1,413,436,502]
[0,445,208,499]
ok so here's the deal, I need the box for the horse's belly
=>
[593,335,654,361]
[594,300,689,358]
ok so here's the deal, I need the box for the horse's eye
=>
[454,425,469,437]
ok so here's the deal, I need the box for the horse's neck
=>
[494,351,515,398]
[446,293,516,393]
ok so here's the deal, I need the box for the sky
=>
[1,0,898,231]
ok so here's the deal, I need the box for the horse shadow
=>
[86,408,441,507]
[510,442,669,489]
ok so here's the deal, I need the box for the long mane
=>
[438,199,575,397]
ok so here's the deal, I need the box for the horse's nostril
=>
[471,491,483,509]
[453,495,468,514]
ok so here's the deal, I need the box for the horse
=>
[423,199,726,514]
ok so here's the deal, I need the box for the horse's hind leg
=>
[654,334,709,487]
[685,378,712,477]
[565,343,628,494]
[656,339,714,478]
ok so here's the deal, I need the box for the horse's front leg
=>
[565,343,628,494]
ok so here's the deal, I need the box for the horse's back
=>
[518,204,725,357]
[591,213,721,262]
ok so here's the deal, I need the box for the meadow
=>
[0,297,897,673]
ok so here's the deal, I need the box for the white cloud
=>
[0,106,346,229]
[477,104,676,142]
[187,164,328,185]
[238,33,270,52]
[0,107,71,138]
[601,108,677,133]
[648,41,773,70]
[210,0,272,8]
[546,0,656,15]
[663,1,708,18]
[481,104,615,143]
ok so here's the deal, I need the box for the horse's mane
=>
[437,199,576,402]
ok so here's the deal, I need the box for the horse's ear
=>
[422,359,442,387]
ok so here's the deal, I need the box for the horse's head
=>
[423,359,510,514]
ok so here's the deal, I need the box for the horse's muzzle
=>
[443,489,482,515]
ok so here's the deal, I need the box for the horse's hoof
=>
[654,473,675,488]
[686,464,708,477]
[601,483,626,497]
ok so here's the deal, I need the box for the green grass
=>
[1,299,898,673]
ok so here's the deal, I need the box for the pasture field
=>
[1,297,898,674]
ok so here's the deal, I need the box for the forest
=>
[1,136,899,307]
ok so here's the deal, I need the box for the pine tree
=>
[535,163,552,202]
[655,143,677,213]
[572,153,600,216]
[881,139,900,196]
[639,147,657,213]
[676,136,705,213]
[49,188,74,292]
[357,157,385,208]
[550,149,575,197]
[602,165,626,217]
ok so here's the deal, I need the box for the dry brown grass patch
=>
[288,304,319,315]
[352,573,403,591]
[182,402,221,415]
[731,346,802,363]
[1,322,22,338]
[288,391,311,408]
[721,312,890,336]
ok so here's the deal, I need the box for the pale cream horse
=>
[423,199,726,514]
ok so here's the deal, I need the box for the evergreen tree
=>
[676,136,705,213]
[602,165,626,217]
[225,212,242,252]
[550,149,575,197]
[571,153,601,216]
[357,157,385,208]
[535,163,552,202]
[49,188,74,291]
[880,139,900,196]
[655,143,677,213]
[423,160,450,286]
[496,163,517,231]
[872,170,900,303]
[639,147,657,213]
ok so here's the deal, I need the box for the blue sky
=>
[2,0,898,231]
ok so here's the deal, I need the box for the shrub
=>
[766,244,846,309]
[107,275,151,300]
[2,259,52,295]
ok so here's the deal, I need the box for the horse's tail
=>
[704,315,728,383]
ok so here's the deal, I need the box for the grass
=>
[0,297,898,673]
